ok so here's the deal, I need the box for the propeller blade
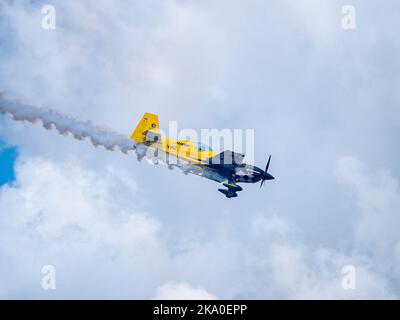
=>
[260,179,265,189]
[265,155,271,172]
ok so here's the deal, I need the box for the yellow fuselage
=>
[130,112,216,165]
[159,138,216,165]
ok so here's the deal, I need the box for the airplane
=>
[130,113,274,198]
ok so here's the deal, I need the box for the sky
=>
[0,140,17,186]
[0,0,399,299]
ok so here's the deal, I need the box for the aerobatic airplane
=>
[131,113,274,198]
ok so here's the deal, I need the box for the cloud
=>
[283,0,341,45]
[0,156,168,298]
[251,214,291,240]
[335,156,400,279]
[0,154,398,299]
[154,282,217,300]
[264,245,394,299]
[1,0,400,299]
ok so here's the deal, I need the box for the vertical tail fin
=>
[130,113,160,143]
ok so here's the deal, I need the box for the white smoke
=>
[0,94,135,154]
[0,94,195,172]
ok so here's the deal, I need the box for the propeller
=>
[260,155,274,189]
[265,154,271,172]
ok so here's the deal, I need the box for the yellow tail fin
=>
[130,112,160,143]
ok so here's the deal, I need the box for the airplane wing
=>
[207,150,245,166]
[176,162,227,183]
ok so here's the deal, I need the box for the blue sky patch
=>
[0,141,18,186]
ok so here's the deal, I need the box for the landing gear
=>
[218,188,238,198]
[218,182,242,198]
[223,183,243,192]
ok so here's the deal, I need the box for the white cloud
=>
[264,245,394,299]
[336,156,400,279]
[0,157,168,298]
[251,214,291,240]
[283,0,341,45]
[154,282,217,300]
[0,154,398,299]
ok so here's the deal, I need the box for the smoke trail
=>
[0,95,135,154]
[0,94,200,177]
